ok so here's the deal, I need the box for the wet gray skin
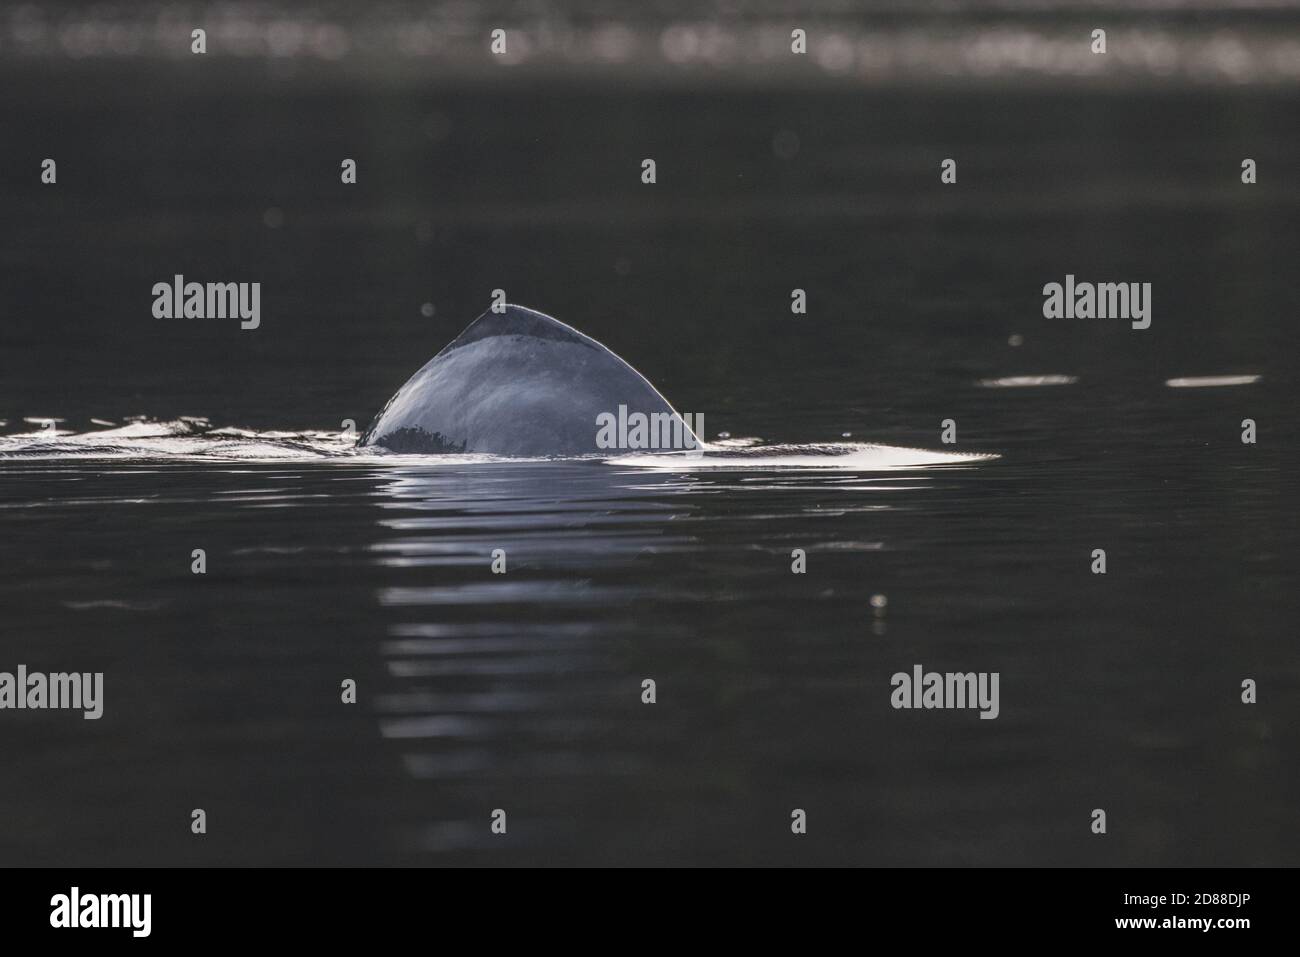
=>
[360,305,699,456]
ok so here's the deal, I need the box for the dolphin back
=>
[361,305,697,456]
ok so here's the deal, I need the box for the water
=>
[1,68,1297,864]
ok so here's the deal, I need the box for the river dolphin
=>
[361,305,700,456]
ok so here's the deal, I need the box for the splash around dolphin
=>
[360,305,700,456]
[0,303,997,469]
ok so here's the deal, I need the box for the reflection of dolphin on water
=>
[361,305,699,456]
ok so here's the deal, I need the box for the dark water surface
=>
[0,76,1296,865]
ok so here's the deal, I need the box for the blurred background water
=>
[0,1,1296,865]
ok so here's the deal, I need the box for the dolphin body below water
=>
[361,305,699,456]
